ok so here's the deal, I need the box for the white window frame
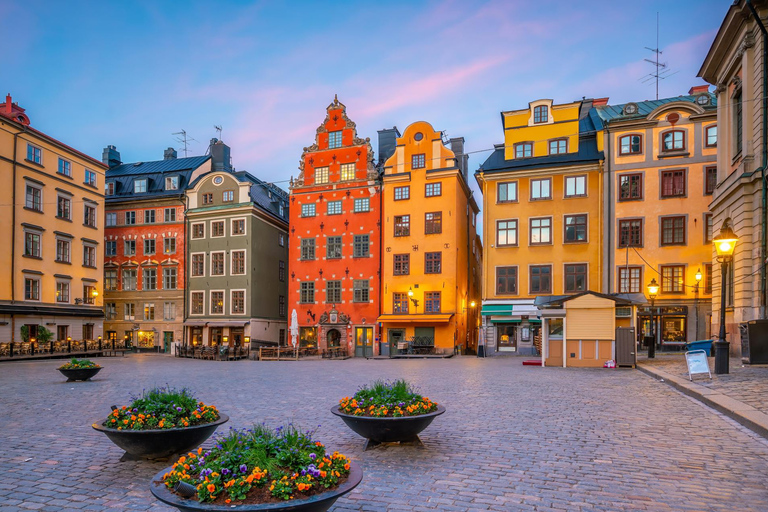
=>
[56,194,72,220]
[231,249,247,275]
[210,251,226,276]
[210,289,225,315]
[24,276,41,301]
[165,176,179,191]
[25,182,43,211]
[85,169,97,187]
[190,252,206,277]
[56,237,71,263]
[191,222,205,239]
[124,302,136,321]
[164,207,177,223]
[24,228,42,258]
[27,143,42,164]
[83,244,97,268]
[163,237,176,255]
[105,212,117,227]
[163,301,176,321]
[134,178,147,193]
[56,280,70,303]
[230,289,246,315]
[210,220,226,238]
[190,291,205,316]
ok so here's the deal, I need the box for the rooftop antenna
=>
[214,125,223,141]
[640,12,677,100]
[172,129,197,157]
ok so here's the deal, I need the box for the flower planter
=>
[92,414,228,460]
[331,405,445,446]
[58,367,101,381]
[149,462,363,512]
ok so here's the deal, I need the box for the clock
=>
[213,176,224,186]
[696,93,711,106]
[623,103,638,115]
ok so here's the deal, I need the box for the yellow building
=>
[475,99,605,356]
[596,88,717,349]
[377,122,481,355]
[0,95,106,346]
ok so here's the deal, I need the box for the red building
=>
[289,96,381,357]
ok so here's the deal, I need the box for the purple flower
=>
[239,464,247,473]
[309,453,316,460]
[222,468,231,476]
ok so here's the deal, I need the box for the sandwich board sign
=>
[685,349,711,381]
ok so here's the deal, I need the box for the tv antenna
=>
[214,125,223,141]
[172,129,197,157]
[639,12,678,100]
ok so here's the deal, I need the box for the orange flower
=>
[225,499,231,504]
[320,471,327,478]
[344,463,350,470]
[207,484,215,493]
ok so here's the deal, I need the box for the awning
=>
[377,314,453,324]
[491,318,521,324]
[206,321,249,327]
[528,319,542,324]
[481,304,514,316]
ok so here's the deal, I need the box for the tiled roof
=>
[105,156,211,202]
[107,156,211,176]
[596,93,717,123]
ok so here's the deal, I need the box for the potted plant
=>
[93,387,228,460]
[150,424,362,512]
[331,379,445,449]
[58,358,102,381]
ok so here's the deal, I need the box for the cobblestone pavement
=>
[2,355,768,511]
[638,354,768,416]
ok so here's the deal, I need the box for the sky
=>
[2,0,728,223]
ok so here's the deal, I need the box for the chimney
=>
[102,145,122,168]
[377,127,401,168]
[689,85,710,95]
[209,138,232,172]
[3,94,11,116]
[164,147,177,160]
[450,137,468,179]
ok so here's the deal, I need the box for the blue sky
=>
[3,0,726,198]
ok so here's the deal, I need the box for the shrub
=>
[102,387,219,430]
[338,379,438,417]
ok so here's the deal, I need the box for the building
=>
[185,165,289,347]
[288,96,381,357]
[102,144,217,352]
[596,89,717,348]
[699,0,768,354]
[0,94,106,344]
[378,121,481,355]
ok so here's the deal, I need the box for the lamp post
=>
[694,268,702,342]
[407,287,419,314]
[646,278,659,359]
[713,223,738,375]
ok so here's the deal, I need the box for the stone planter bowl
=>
[331,404,445,443]
[58,367,102,381]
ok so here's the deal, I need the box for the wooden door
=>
[616,327,636,367]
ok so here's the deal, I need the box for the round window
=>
[213,176,224,186]
[414,132,424,141]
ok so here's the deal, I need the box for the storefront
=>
[637,306,689,346]
[480,301,539,356]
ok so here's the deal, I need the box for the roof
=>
[478,135,603,174]
[595,93,717,124]
[106,155,211,202]
[534,291,646,308]
[232,170,289,223]
[107,155,211,176]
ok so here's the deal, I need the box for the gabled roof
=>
[534,291,646,308]
[106,155,211,202]
[596,93,717,124]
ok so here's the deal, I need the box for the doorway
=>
[327,329,341,348]
[355,327,373,357]
[497,324,518,352]
[387,328,405,356]
[163,331,173,353]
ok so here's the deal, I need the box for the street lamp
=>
[646,278,659,359]
[408,287,419,313]
[713,223,738,374]
[694,268,703,342]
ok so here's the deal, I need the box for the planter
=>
[149,462,363,512]
[331,405,445,445]
[58,367,102,381]
[92,413,229,459]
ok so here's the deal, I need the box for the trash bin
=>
[740,320,768,364]
[685,340,713,357]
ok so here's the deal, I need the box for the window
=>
[353,234,369,257]
[533,105,548,123]
[122,269,137,291]
[222,190,234,202]
[314,167,329,185]
[394,215,410,236]
[394,254,410,275]
[353,198,369,212]
[734,90,743,154]
[530,178,551,200]
[300,282,315,303]
[425,292,441,313]
[661,265,685,293]
[340,163,355,181]
[105,182,115,195]
[564,215,587,243]
[564,175,586,197]
[57,196,71,220]
[105,302,117,320]
[202,193,213,205]
[425,182,442,197]
[231,219,245,235]
[393,292,409,313]
[619,134,642,155]
[144,239,156,255]
[191,292,204,315]
[144,210,155,224]
[497,182,517,203]
[425,252,442,274]
[530,217,552,244]
[24,231,41,258]
[394,186,410,200]
[124,303,136,321]
[134,179,147,193]
[515,142,533,158]
[496,219,518,246]
[619,173,643,201]
[662,130,686,151]
[301,238,316,260]
[82,169,96,187]
[164,208,176,223]
[210,292,224,314]
[706,125,717,147]
[705,213,713,243]
[618,219,643,248]
[84,205,97,227]
[192,223,205,239]
[326,281,341,303]
[211,221,225,237]
[412,153,426,169]
[56,158,72,177]
[105,269,117,290]
[425,212,442,234]
[279,260,285,281]
[279,233,285,247]
[327,201,342,215]
[143,268,157,290]
[56,282,70,303]
[353,280,369,302]
[164,302,176,321]
[57,239,71,262]
[705,167,717,195]
[279,296,286,317]
[27,144,42,164]
[496,266,517,295]
[25,185,42,211]
[211,252,225,275]
[564,264,587,293]
[231,250,245,275]
[163,268,177,289]
[529,265,552,293]
[661,170,686,197]
[106,212,117,226]
[661,216,686,246]
[549,139,567,155]
[142,302,155,320]
[124,240,136,256]
[231,291,245,314]
[704,263,713,294]
[618,266,642,293]
[165,176,179,190]
[83,245,96,267]
[326,236,341,259]
[24,278,40,300]
[328,131,342,149]
[164,237,176,254]
[125,211,136,225]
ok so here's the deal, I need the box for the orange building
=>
[288,97,381,357]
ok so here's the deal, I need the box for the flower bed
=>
[161,425,353,505]
[338,379,438,417]
[59,358,100,370]
[102,387,219,431]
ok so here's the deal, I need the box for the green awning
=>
[528,319,542,324]
[491,318,521,324]
[481,304,514,316]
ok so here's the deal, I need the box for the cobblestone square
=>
[1,355,768,511]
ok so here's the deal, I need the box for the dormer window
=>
[514,142,533,159]
[328,130,342,149]
[533,105,548,124]
[105,182,115,196]
[134,178,147,193]
[548,139,567,155]
[662,130,686,152]
[165,176,179,190]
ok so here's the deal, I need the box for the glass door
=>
[355,327,373,357]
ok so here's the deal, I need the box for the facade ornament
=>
[319,311,329,324]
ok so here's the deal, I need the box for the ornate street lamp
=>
[408,287,419,313]
[694,268,703,341]
[646,278,659,359]
[713,223,738,374]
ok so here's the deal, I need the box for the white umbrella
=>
[290,309,299,348]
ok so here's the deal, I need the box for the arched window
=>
[533,105,548,124]
[706,125,717,147]
[619,134,642,155]
[662,129,686,152]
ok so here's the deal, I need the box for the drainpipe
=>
[10,129,19,343]
[746,0,768,318]
[181,193,187,349]
[378,172,383,356]
[605,128,613,294]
